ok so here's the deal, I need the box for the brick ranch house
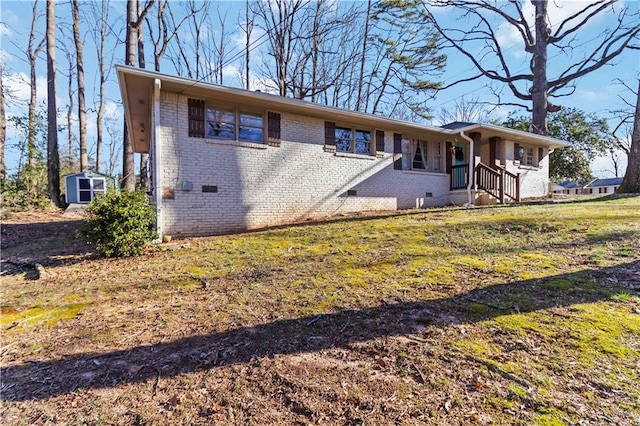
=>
[117,65,568,238]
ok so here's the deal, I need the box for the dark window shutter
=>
[514,143,521,161]
[446,141,452,174]
[538,147,544,165]
[324,121,336,152]
[188,98,205,138]
[267,111,281,147]
[376,130,385,153]
[393,133,402,170]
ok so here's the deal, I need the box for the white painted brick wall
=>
[155,93,546,236]
[504,141,550,199]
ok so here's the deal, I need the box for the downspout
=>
[459,131,474,207]
[152,78,163,239]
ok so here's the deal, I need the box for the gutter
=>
[153,78,163,239]
[459,131,474,207]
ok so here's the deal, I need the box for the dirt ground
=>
[1,209,95,273]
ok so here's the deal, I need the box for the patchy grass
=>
[1,195,640,425]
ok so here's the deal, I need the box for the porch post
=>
[469,132,482,189]
[152,78,163,239]
[499,168,505,204]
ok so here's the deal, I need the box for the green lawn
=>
[1,195,639,425]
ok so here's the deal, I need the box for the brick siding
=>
[157,92,450,236]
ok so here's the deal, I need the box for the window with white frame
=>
[188,98,280,145]
[335,126,371,155]
[515,143,541,167]
[78,177,106,203]
[403,139,443,172]
[524,147,534,166]
[205,107,264,143]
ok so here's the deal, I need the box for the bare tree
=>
[146,0,201,72]
[0,65,6,186]
[46,0,61,206]
[88,0,115,174]
[607,145,624,178]
[426,0,640,135]
[355,0,372,111]
[70,0,88,171]
[137,0,149,192]
[24,0,45,195]
[240,0,256,90]
[253,0,309,96]
[618,78,640,193]
[122,0,155,191]
[438,95,497,124]
[64,48,75,164]
[201,9,231,84]
[167,0,210,79]
[253,0,364,102]
[104,114,122,177]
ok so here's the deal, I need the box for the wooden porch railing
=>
[450,164,469,190]
[476,163,520,203]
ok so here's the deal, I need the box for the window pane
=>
[433,142,441,172]
[355,130,370,154]
[207,122,235,139]
[526,147,534,166]
[335,127,352,152]
[79,190,92,202]
[207,108,234,123]
[239,126,263,142]
[79,178,90,189]
[413,140,427,170]
[239,112,263,127]
[93,179,105,190]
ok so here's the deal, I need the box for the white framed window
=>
[403,139,443,172]
[515,143,542,167]
[525,147,534,166]
[206,106,264,143]
[78,177,106,203]
[335,126,371,155]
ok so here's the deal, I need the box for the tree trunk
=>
[122,0,137,190]
[94,0,108,173]
[27,0,43,196]
[46,0,62,207]
[27,52,38,195]
[71,0,88,171]
[66,52,74,164]
[355,0,371,112]
[137,10,149,193]
[618,78,640,193]
[531,0,549,136]
[0,65,6,186]
[245,0,252,90]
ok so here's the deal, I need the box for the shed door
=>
[78,177,106,203]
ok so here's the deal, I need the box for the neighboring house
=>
[64,171,116,205]
[584,177,623,194]
[117,65,568,237]
[554,181,586,195]
[553,178,623,195]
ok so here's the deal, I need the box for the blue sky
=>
[1,0,638,178]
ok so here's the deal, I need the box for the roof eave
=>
[450,123,569,149]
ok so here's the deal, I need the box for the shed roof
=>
[64,171,114,179]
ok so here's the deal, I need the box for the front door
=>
[452,142,467,189]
